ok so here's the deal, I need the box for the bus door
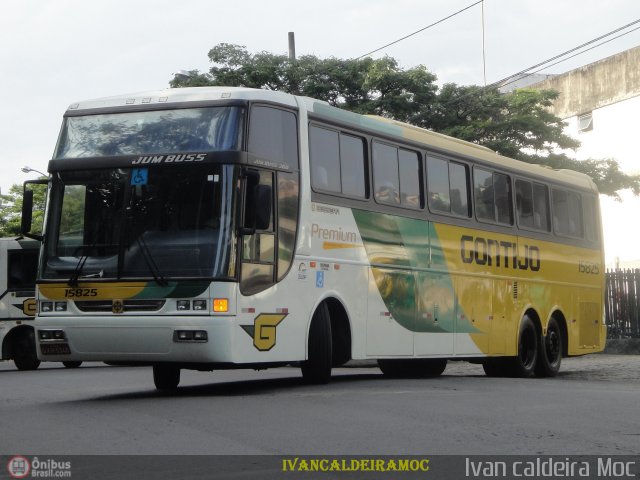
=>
[414,271,455,355]
[366,267,415,356]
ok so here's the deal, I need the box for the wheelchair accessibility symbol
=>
[131,168,149,186]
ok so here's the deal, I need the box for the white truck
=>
[0,237,81,370]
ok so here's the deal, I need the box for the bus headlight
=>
[177,300,191,311]
[193,300,207,311]
[40,302,53,313]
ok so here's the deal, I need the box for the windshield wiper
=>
[67,242,112,285]
[136,235,168,286]
[68,254,89,287]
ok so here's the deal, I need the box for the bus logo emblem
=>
[112,300,124,314]
[241,313,287,351]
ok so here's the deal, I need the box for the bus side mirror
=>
[241,171,272,235]
[21,189,34,234]
[21,180,47,241]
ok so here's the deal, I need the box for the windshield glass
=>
[42,165,238,281]
[55,107,243,159]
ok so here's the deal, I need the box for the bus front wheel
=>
[301,303,332,384]
[153,365,180,391]
[13,330,41,371]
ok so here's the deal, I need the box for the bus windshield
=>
[55,107,243,159]
[42,165,238,282]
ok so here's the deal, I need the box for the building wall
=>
[533,46,640,120]
[563,95,640,173]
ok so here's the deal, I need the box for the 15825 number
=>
[64,288,98,298]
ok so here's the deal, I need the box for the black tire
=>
[13,330,41,371]
[482,358,510,377]
[536,317,563,377]
[63,361,82,368]
[153,365,180,391]
[301,303,332,384]
[378,358,447,378]
[510,315,538,378]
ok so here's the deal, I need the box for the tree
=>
[0,182,46,238]
[171,43,640,198]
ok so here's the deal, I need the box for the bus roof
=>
[66,86,597,193]
[65,86,298,112]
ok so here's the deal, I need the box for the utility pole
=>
[288,32,296,61]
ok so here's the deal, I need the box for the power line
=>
[435,19,640,111]
[497,24,640,91]
[354,0,483,60]
[489,18,640,90]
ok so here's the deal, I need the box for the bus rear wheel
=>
[301,303,332,384]
[378,358,447,378]
[536,317,563,377]
[153,365,180,391]
[510,315,538,378]
[13,330,40,371]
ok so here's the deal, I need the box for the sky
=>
[2,0,640,263]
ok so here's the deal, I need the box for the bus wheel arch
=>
[324,297,352,367]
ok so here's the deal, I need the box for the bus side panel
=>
[230,202,372,364]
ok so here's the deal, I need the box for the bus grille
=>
[74,300,166,313]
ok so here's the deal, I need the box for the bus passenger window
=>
[449,162,470,217]
[339,134,367,198]
[474,168,494,221]
[427,157,451,213]
[552,189,583,237]
[532,183,550,231]
[516,180,534,228]
[310,126,367,199]
[583,195,599,243]
[494,173,513,225]
[399,149,421,208]
[310,126,340,193]
[373,142,400,205]
[567,191,583,237]
[427,157,469,217]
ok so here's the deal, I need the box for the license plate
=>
[40,343,71,355]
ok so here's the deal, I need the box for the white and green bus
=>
[22,87,605,390]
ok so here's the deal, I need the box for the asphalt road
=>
[1,355,639,456]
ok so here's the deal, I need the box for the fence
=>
[605,269,640,338]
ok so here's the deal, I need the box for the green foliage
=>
[0,181,47,237]
[171,43,639,197]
